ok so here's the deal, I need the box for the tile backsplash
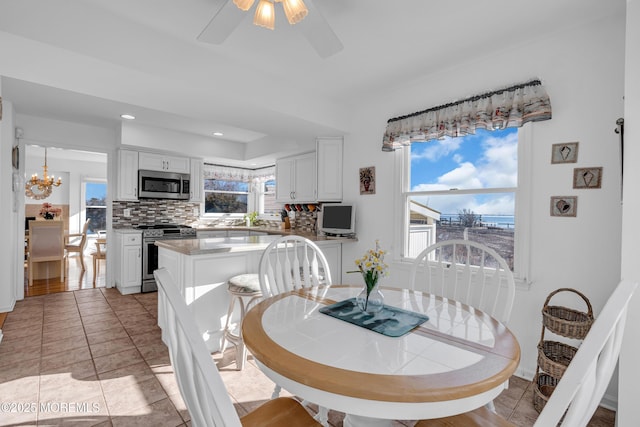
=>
[112,200,319,233]
[112,200,200,228]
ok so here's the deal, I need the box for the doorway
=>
[22,145,108,297]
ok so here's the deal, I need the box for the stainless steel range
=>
[138,224,197,292]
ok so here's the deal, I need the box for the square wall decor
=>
[550,196,577,217]
[573,167,602,189]
[551,142,579,164]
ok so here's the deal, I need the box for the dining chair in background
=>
[417,279,637,427]
[409,239,516,324]
[153,268,320,427]
[257,235,333,425]
[65,218,90,270]
[91,230,107,285]
[27,220,65,286]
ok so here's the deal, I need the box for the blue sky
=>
[86,182,107,201]
[410,128,517,216]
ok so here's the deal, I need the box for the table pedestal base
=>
[343,414,392,427]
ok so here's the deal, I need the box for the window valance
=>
[203,164,275,182]
[382,79,552,151]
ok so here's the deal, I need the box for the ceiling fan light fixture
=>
[253,0,275,30]
[233,0,255,12]
[281,0,308,25]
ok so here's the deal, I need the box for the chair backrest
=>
[534,280,637,426]
[258,235,332,298]
[409,239,515,324]
[79,219,91,249]
[94,240,107,257]
[154,268,243,427]
[28,220,65,260]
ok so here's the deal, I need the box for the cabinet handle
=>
[138,248,141,258]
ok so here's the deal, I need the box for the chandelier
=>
[234,0,308,30]
[25,148,62,200]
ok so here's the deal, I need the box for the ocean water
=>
[440,214,515,228]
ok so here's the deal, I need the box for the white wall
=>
[341,12,626,406]
[0,87,19,317]
[619,0,640,424]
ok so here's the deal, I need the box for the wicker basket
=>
[533,372,559,413]
[537,340,578,378]
[542,288,594,339]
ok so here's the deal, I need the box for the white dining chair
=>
[28,220,65,286]
[416,279,637,427]
[409,239,516,324]
[258,235,332,425]
[153,268,321,427]
[258,235,332,298]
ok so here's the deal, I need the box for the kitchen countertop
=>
[155,233,356,256]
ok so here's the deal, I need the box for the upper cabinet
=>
[117,149,139,201]
[276,152,316,203]
[316,137,343,202]
[190,158,203,203]
[139,152,190,174]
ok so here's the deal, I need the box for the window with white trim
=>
[401,126,530,281]
[204,179,249,214]
[202,165,276,216]
[84,180,107,235]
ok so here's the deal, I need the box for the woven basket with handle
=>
[541,288,594,339]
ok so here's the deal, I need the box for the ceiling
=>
[0,0,621,167]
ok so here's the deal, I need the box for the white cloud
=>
[476,132,518,188]
[411,138,463,162]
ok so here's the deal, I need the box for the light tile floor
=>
[0,288,616,426]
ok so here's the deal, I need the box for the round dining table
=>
[242,285,520,427]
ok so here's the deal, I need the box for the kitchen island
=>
[155,234,348,352]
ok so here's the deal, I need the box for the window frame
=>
[202,178,251,217]
[394,125,532,286]
[201,176,276,218]
[82,178,107,236]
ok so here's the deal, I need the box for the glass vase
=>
[356,275,384,314]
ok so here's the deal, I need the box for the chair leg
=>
[93,256,97,285]
[221,295,238,353]
[271,384,282,400]
[315,406,329,426]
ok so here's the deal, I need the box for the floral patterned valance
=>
[382,79,552,151]
[203,164,275,182]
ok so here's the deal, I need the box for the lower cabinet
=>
[157,238,343,353]
[114,230,142,295]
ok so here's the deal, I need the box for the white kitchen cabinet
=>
[117,149,139,201]
[316,137,343,202]
[275,152,316,202]
[114,230,142,295]
[190,158,203,203]
[139,152,190,174]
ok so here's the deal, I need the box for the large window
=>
[85,181,107,234]
[204,179,249,214]
[403,128,519,271]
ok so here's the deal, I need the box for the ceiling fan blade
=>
[297,0,343,58]
[197,0,248,44]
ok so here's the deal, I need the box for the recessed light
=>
[213,132,223,136]
[120,114,136,120]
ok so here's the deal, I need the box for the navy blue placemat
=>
[319,298,429,337]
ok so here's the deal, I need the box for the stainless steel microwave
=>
[138,169,190,200]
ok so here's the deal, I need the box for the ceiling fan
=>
[197,0,343,58]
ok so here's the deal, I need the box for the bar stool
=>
[221,273,262,370]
